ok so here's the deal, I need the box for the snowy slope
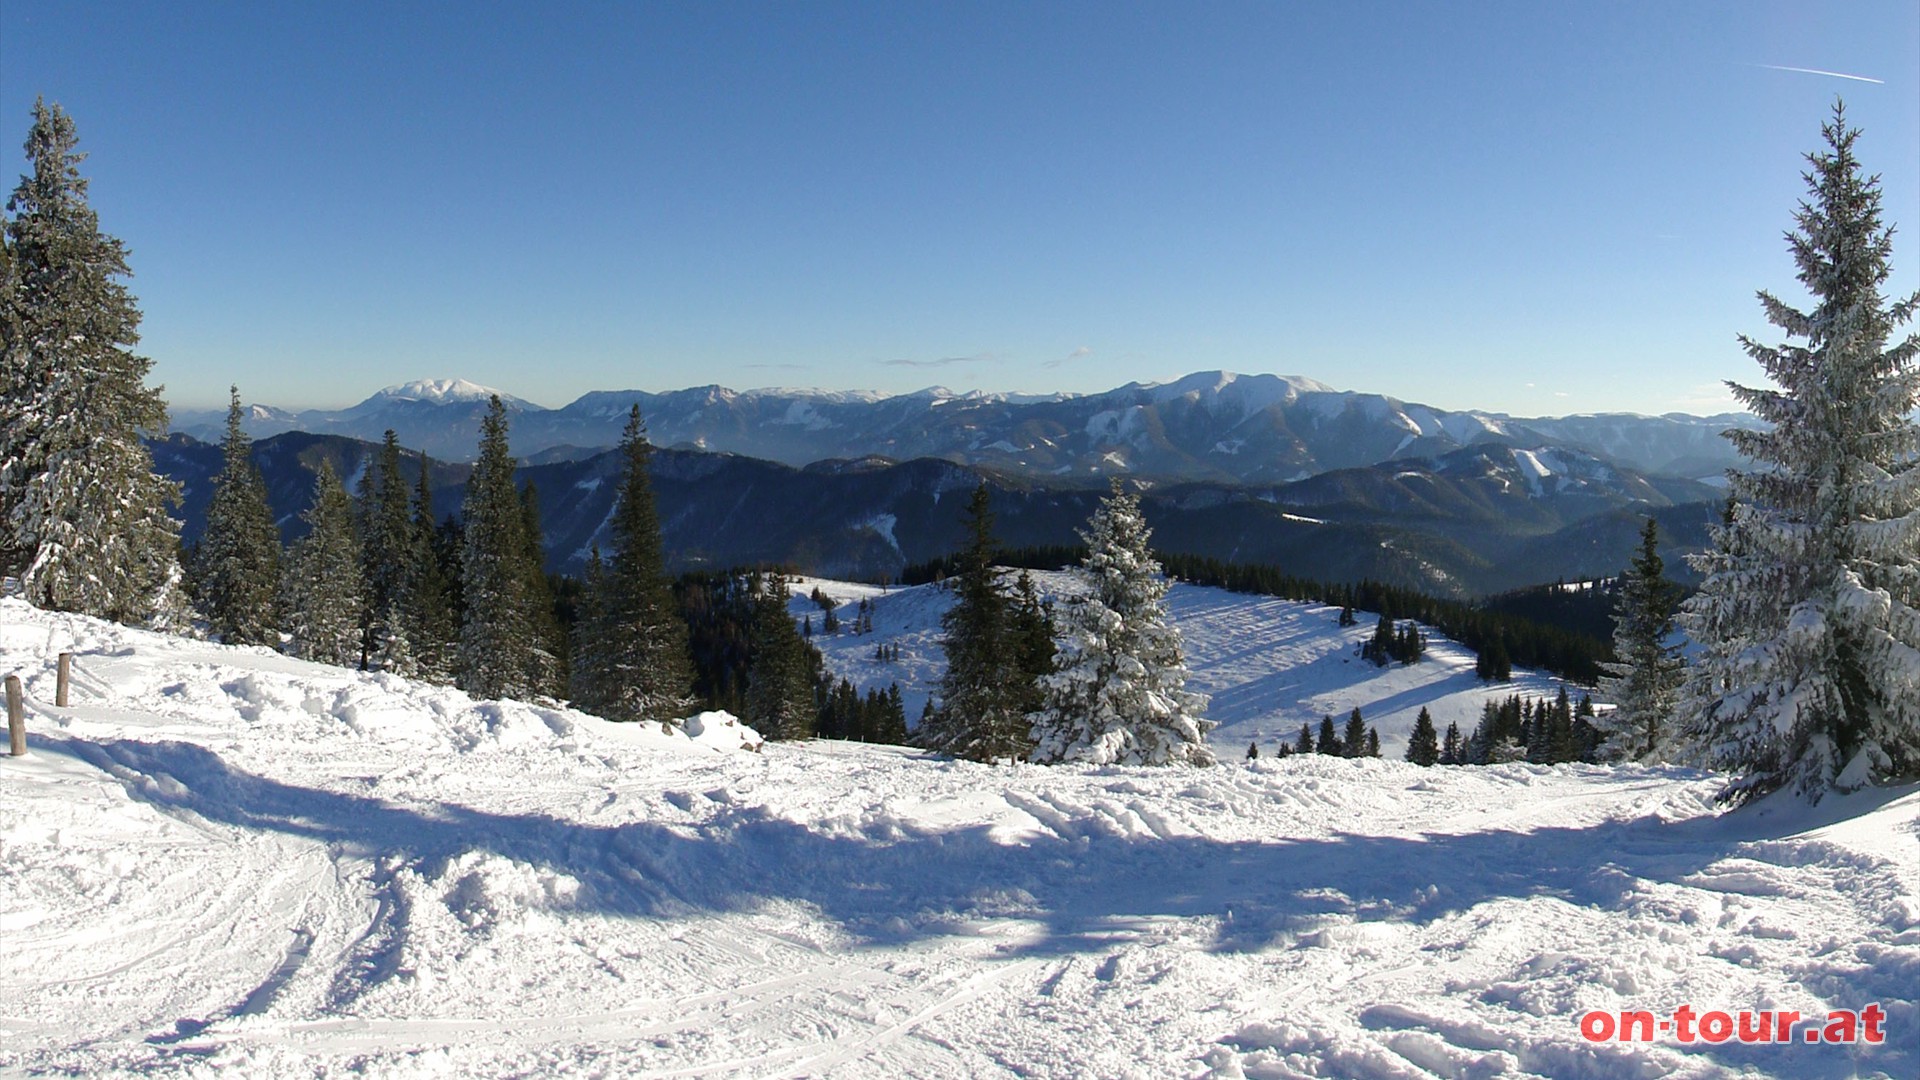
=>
[792,574,1575,758]
[1,598,1914,1078]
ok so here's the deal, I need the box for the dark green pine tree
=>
[358,430,417,673]
[744,572,815,739]
[1475,632,1513,682]
[458,396,549,700]
[406,456,459,682]
[280,461,365,666]
[1406,707,1441,766]
[571,406,694,723]
[191,386,280,645]
[1009,569,1057,717]
[1597,517,1683,760]
[1362,613,1394,666]
[920,484,1029,762]
[516,481,564,693]
[1440,721,1464,765]
[1342,707,1369,758]
[1,99,185,626]
[570,545,611,708]
[1295,723,1315,755]
[1316,715,1341,755]
[1366,727,1381,758]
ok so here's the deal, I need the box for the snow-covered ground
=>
[2,595,1915,1078]
[792,573,1574,759]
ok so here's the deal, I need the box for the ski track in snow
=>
[0,594,1915,1078]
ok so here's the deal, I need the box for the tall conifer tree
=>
[743,572,814,739]
[1406,707,1441,766]
[191,387,280,644]
[1,99,183,625]
[922,484,1029,761]
[1596,518,1682,760]
[280,461,365,666]
[358,430,416,672]
[571,406,694,722]
[407,457,459,681]
[458,396,549,699]
[1678,105,1920,803]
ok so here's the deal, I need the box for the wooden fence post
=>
[56,652,71,708]
[6,675,23,756]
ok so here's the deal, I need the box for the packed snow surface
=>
[1,595,1914,1078]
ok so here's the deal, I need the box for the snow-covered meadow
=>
[1,591,1914,1078]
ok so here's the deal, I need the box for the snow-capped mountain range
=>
[173,370,1761,485]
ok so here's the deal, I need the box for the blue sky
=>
[2,2,1915,416]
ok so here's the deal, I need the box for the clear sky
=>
[2,2,1916,416]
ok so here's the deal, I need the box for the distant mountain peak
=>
[371,379,520,406]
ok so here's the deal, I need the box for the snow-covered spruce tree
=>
[280,461,365,666]
[1596,517,1683,760]
[190,387,281,645]
[1029,482,1214,766]
[1678,104,1920,804]
[458,396,552,700]
[570,406,694,723]
[1,99,185,625]
[921,484,1031,762]
[357,430,417,673]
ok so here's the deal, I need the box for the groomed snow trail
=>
[0,597,1913,1078]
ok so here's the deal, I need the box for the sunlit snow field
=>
[0,586,1914,1078]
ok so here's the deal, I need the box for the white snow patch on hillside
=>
[795,576,1578,759]
[1,597,1913,1079]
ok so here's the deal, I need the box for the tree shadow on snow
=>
[35,735,1914,1076]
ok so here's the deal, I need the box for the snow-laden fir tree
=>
[280,461,365,666]
[569,407,695,723]
[1595,518,1682,760]
[921,484,1031,762]
[458,396,555,700]
[189,387,281,645]
[1029,482,1214,766]
[1,99,185,626]
[358,430,417,673]
[1677,104,1920,804]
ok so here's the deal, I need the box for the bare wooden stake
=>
[6,675,23,757]
[56,652,71,708]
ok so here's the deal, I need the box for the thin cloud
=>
[881,353,999,369]
[1758,64,1884,85]
[1044,345,1094,370]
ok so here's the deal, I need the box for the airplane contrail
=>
[1759,64,1885,84]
